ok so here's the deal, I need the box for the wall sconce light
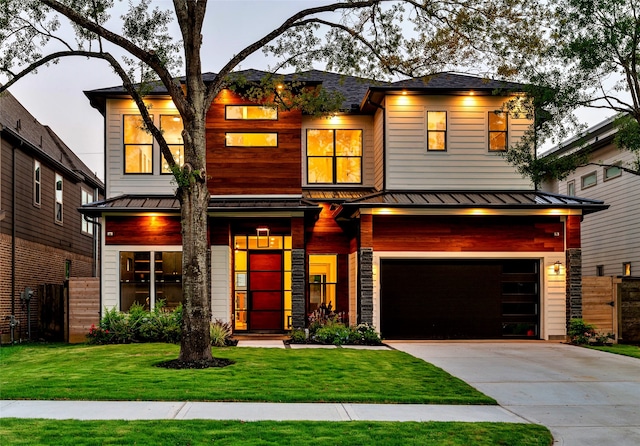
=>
[256,227,270,248]
[554,261,562,274]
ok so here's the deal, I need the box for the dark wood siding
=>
[306,203,351,254]
[372,216,564,252]
[566,215,581,249]
[0,141,96,257]
[105,216,182,245]
[206,90,302,195]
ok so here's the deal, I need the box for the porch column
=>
[566,248,583,324]
[359,248,374,324]
[291,248,306,329]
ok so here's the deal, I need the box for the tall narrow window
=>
[160,115,184,174]
[567,180,575,196]
[623,262,631,276]
[308,255,338,313]
[55,173,63,224]
[123,115,153,174]
[81,189,93,235]
[488,112,508,151]
[33,160,41,206]
[307,129,362,184]
[427,111,447,151]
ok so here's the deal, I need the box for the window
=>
[225,133,278,147]
[55,173,63,224]
[488,112,508,151]
[225,105,277,120]
[581,171,597,189]
[309,255,338,313]
[427,111,447,151]
[623,262,631,276]
[604,164,622,181]
[119,251,183,312]
[33,160,41,206]
[307,129,362,184]
[567,180,575,196]
[123,115,153,174]
[596,265,604,276]
[81,189,94,235]
[160,115,184,174]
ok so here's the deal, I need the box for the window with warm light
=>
[124,115,153,174]
[488,111,508,151]
[54,173,63,224]
[307,129,362,184]
[308,255,338,312]
[225,105,278,120]
[160,115,184,174]
[623,262,631,276]
[225,132,278,147]
[427,111,447,151]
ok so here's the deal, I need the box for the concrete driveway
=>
[388,341,640,446]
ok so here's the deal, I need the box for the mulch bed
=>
[156,357,235,369]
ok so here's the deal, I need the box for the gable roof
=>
[0,89,104,189]
[84,70,526,115]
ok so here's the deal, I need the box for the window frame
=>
[604,163,622,181]
[488,111,508,152]
[54,173,63,224]
[33,159,41,207]
[426,111,447,152]
[306,128,363,185]
[81,188,94,236]
[123,114,154,175]
[224,132,279,148]
[159,114,185,175]
[567,180,576,196]
[225,105,278,120]
[581,171,597,190]
[623,262,631,276]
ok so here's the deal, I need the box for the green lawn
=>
[0,419,553,446]
[587,343,640,359]
[0,343,495,404]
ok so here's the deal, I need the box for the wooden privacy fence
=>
[68,278,100,343]
[582,276,640,343]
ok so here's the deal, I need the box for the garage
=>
[380,259,540,339]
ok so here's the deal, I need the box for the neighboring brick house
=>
[81,70,606,340]
[0,90,104,343]
[541,116,640,341]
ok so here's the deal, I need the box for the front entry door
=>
[248,252,283,331]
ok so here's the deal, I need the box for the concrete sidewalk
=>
[0,400,528,423]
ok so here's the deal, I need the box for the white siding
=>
[385,95,534,190]
[372,251,568,340]
[556,144,640,276]
[211,245,231,322]
[301,115,375,187]
[104,98,179,198]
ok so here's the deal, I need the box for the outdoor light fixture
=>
[257,227,270,248]
[554,261,562,274]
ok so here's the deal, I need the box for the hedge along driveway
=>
[0,343,495,404]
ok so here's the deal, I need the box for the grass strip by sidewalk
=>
[0,419,552,446]
[0,343,495,404]
[586,343,640,359]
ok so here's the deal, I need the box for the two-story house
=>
[81,70,606,340]
[541,116,640,342]
[0,90,104,343]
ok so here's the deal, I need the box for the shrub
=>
[86,304,183,345]
[288,328,307,344]
[314,322,351,345]
[210,319,233,347]
[568,318,614,345]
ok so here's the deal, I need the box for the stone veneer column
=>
[359,248,373,324]
[291,248,306,329]
[566,248,583,326]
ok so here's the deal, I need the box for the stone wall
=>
[620,278,640,343]
[566,248,582,327]
[359,248,373,324]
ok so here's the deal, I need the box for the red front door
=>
[248,252,283,331]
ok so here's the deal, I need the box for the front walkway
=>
[389,341,640,446]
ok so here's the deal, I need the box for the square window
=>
[604,164,622,181]
[581,171,597,189]
[307,129,362,184]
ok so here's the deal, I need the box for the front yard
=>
[0,343,494,404]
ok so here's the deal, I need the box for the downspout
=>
[11,142,17,339]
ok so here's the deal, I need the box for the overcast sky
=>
[3,0,615,180]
